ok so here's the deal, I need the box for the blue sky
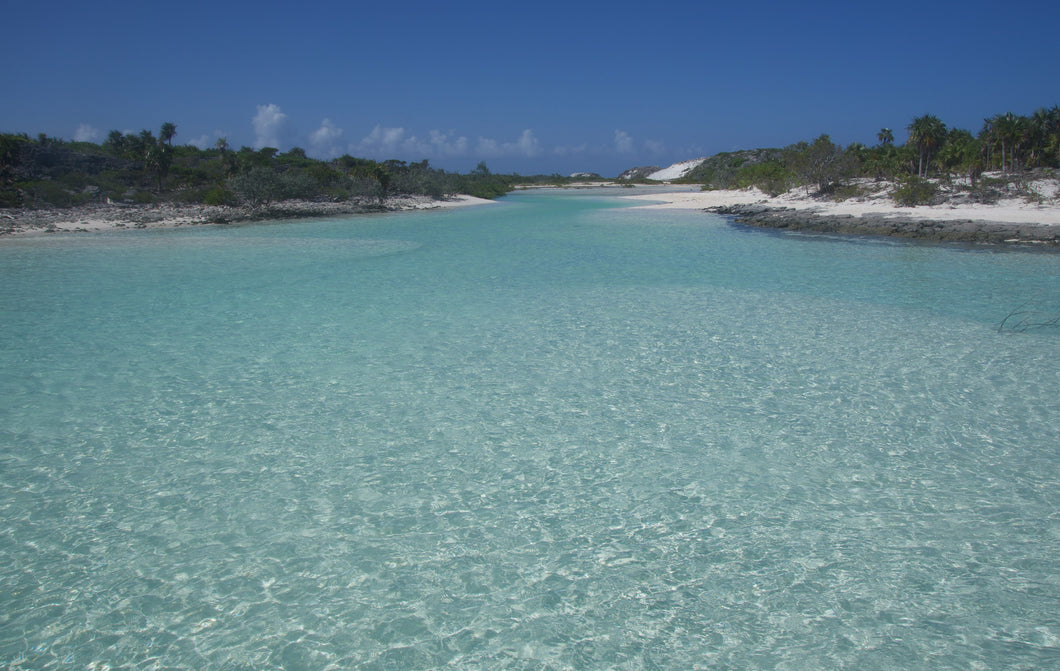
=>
[3,0,1058,176]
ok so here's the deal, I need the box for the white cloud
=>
[357,125,474,160]
[475,136,500,156]
[427,129,469,156]
[352,125,553,162]
[252,103,290,149]
[614,130,634,153]
[644,139,666,155]
[309,118,344,159]
[357,125,406,155]
[74,123,101,142]
[515,129,541,157]
[476,129,541,158]
[189,131,228,150]
[554,143,588,156]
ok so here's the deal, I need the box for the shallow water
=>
[1,189,1058,669]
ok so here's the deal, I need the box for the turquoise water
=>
[1,189,1058,669]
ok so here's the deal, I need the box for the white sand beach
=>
[0,194,495,236]
[625,178,1060,227]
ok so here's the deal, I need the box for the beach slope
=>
[625,181,1060,245]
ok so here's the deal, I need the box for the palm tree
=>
[1029,108,1051,167]
[145,142,172,191]
[1014,114,1032,170]
[104,129,126,156]
[936,128,979,179]
[135,129,155,161]
[159,122,177,147]
[877,128,894,146]
[1047,106,1060,167]
[984,112,1021,173]
[906,115,947,177]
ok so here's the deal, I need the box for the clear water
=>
[1,189,1058,669]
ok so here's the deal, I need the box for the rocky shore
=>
[710,204,1060,246]
[0,195,487,236]
[623,178,1060,247]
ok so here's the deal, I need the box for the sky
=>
[3,0,1059,176]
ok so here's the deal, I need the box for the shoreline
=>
[624,184,1060,246]
[711,203,1060,245]
[0,194,494,237]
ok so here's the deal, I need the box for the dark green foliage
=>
[861,144,910,181]
[19,179,100,207]
[450,163,513,199]
[227,166,285,205]
[306,163,342,189]
[907,115,947,177]
[159,122,177,146]
[0,126,533,209]
[786,135,856,193]
[682,149,783,187]
[892,176,940,206]
[687,104,1057,201]
[732,161,791,195]
[936,129,981,179]
[203,187,233,206]
[1,133,28,188]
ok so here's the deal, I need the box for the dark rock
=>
[618,166,660,180]
[708,205,1060,246]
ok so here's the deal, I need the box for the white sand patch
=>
[624,187,770,210]
[625,184,1060,227]
[647,159,707,181]
[386,194,497,210]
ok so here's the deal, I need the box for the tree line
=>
[672,105,1060,205]
[0,124,548,209]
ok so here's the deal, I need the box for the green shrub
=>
[734,161,790,195]
[203,186,233,206]
[24,180,75,207]
[830,184,869,201]
[892,177,940,206]
[0,187,21,207]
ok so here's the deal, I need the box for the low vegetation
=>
[5,105,1059,212]
[0,126,570,210]
[636,106,1060,206]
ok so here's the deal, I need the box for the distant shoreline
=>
[0,194,494,237]
[623,184,1060,246]
[7,183,1059,246]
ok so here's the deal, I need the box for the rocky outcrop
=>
[711,204,1060,245]
[619,149,784,184]
[618,166,660,181]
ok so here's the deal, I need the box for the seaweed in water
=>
[998,299,1060,333]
